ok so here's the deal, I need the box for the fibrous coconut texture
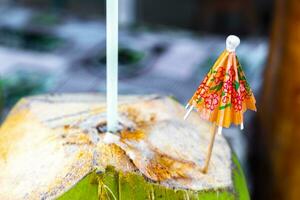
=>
[0,94,249,200]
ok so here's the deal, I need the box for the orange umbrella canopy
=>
[186,46,256,128]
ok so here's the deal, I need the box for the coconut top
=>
[0,94,232,199]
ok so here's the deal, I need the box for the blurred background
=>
[0,0,299,199]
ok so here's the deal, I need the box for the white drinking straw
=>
[107,0,119,132]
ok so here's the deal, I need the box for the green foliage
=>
[0,28,64,52]
[1,71,49,106]
[30,13,61,27]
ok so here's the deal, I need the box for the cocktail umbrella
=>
[184,35,256,173]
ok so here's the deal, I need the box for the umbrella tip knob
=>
[226,35,240,52]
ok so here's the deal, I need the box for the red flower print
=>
[234,102,242,111]
[223,80,233,94]
[205,93,219,111]
[197,84,209,98]
[222,95,230,104]
[227,67,236,81]
[238,81,252,99]
[232,93,242,111]
[228,67,236,77]
[240,83,246,93]
[239,83,246,100]
[202,75,209,84]
[216,67,226,78]
[232,90,241,99]
[214,77,222,85]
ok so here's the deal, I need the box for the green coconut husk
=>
[58,152,249,200]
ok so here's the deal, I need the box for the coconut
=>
[0,94,249,199]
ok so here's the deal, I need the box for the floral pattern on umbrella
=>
[184,35,257,173]
[187,50,256,128]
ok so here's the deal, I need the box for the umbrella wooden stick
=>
[202,123,219,173]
